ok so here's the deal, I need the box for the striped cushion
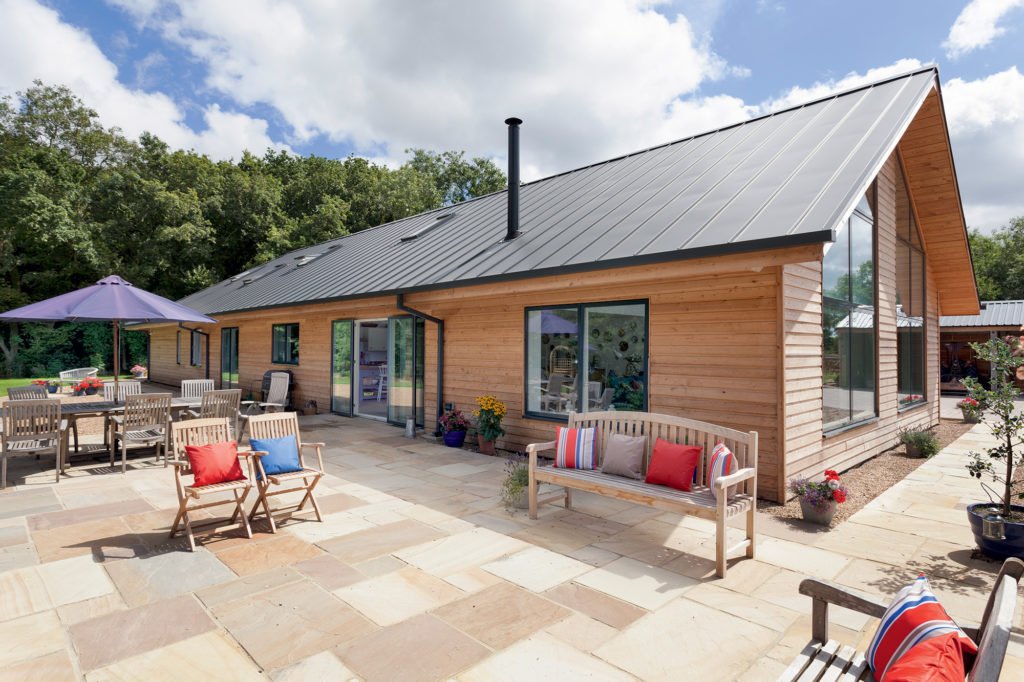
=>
[707,442,734,500]
[554,427,596,470]
[866,575,977,679]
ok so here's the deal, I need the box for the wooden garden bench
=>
[779,557,1024,681]
[526,410,758,578]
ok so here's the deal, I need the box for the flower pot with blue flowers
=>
[439,408,470,448]
[790,470,848,526]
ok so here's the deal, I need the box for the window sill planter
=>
[800,499,837,525]
[443,430,467,448]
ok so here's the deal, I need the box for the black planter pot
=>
[967,503,1024,559]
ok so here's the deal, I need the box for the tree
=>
[404,149,506,205]
[969,217,1024,300]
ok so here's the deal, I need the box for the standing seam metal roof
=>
[178,67,940,316]
[941,301,1024,328]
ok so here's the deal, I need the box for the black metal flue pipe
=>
[504,117,522,241]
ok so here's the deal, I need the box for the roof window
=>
[400,212,455,242]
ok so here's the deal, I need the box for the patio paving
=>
[0,414,1023,680]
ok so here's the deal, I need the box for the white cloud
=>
[0,0,287,158]
[759,59,925,112]
[944,0,1024,58]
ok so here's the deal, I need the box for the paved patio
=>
[0,414,1022,680]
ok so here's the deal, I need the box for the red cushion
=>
[184,440,246,487]
[881,631,976,682]
[644,438,702,491]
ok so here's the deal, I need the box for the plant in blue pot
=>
[439,408,470,448]
[964,336,1024,559]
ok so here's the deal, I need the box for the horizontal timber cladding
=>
[782,152,941,493]
[141,244,823,502]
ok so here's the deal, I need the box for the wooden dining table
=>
[59,397,201,454]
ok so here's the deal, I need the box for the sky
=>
[0,0,1022,233]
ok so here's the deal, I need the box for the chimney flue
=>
[504,117,522,241]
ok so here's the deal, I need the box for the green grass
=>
[0,374,136,397]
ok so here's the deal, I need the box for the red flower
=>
[824,470,839,482]
[833,490,847,503]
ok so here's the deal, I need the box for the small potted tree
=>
[964,336,1024,558]
[438,408,470,448]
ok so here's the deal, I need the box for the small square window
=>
[272,323,299,365]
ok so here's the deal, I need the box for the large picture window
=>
[272,323,299,365]
[823,187,877,432]
[525,301,647,418]
[895,161,926,407]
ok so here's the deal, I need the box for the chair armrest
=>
[526,440,556,454]
[258,401,285,409]
[238,450,265,458]
[300,442,326,448]
[168,459,190,468]
[60,419,69,431]
[185,409,200,419]
[799,577,889,641]
[713,467,756,489]
[110,415,124,425]
[241,400,256,406]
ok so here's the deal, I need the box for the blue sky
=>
[1,0,1022,231]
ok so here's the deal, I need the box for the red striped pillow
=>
[554,427,596,470]
[707,442,734,500]
[866,575,976,679]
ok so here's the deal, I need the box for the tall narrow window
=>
[525,301,647,418]
[272,323,300,365]
[190,331,203,366]
[176,330,181,365]
[822,185,877,432]
[895,161,926,407]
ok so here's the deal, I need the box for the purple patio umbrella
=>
[0,275,216,399]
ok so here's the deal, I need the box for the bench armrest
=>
[799,577,888,641]
[525,440,556,455]
[713,467,756,489]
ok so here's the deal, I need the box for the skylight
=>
[400,212,455,242]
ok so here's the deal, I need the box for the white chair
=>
[58,367,98,392]
[241,372,289,437]
[110,393,172,473]
[540,373,568,411]
[1,399,68,488]
[103,381,141,402]
[181,379,215,402]
[376,365,388,401]
[589,387,614,411]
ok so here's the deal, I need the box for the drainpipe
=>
[396,294,444,437]
[178,322,210,381]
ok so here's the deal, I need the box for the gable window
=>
[189,331,203,367]
[525,301,647,419]
[822,185,877,432]
[272,323,299,365]
[895,161,926,408]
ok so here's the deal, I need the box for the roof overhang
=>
[897,83,979,316]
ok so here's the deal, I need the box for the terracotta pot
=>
[960,407,981,424]
[800,498,837,525]
[478,435,495,455]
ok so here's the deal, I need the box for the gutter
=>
[396,294,444,436]
[178,322,211,381]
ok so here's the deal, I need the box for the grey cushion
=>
[600,434,647,479]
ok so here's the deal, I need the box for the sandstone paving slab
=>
[736,655,790,681]
[27,498,153,532]
[335,566,464,626]
[573,556,696,610]
[0,523,28,548]
[104,547,235,606]
[195,566,304,609]
[593,598,776,680]
[907,538,999,580]
[395,527,528,577]
[0,542,37,572]
[280,511,375,545]
[833,558,919,600]
[755,536,852,579]
[30,516,145,563]
[0,565,51,621]
[84,630,263,681]
[36,553,115,607]
[590,522,687,566]
[69,594,217,671]
[317,518,447,564]
[764,614,867,665]
[513,519,608,555]
[684,582,801,632]
[270,650,358,681]
[316,491,373,515]
[214,533,322,576]
[814,520,927,567]
[56,592,127,626]
[444,566,507,593]
[460,512,523,535]
[852,508,976,547]
[292,553,364,591]
[433,581,572,649]
[544,612,620,652]
[354,554,408,577]
[335,613,489,682]
[0,609,65,668]
[0,488,61,520]
[212,578,376,671]
[428,462,493,478]
[903,502,975,527]
[752,567,872,632]
[660,549,779,593]
[567,544,621,568]
[1,649,76,681]
[481,546,592,593]
[460,632,636,682]
[543,582,646,629]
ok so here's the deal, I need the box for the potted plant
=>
[32,380,58,394]
[963,337,1024,559]
[77,377,103,396]
[473,395,506,455]
[438,408,470,448]
[958,397,982,424]
[500,453,535,510]
[131,364,147,379]
[899,428,941,458]
[789,470,847,525]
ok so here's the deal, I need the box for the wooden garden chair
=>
[186,389,242,439]
[246,411,324,533]
[180,379,215,402]
[240,372,289,437]
[7,385,49,400]
[110,393,171,473]
[1,399,68,488]
[168,417,254,551]
[103,380,141,402]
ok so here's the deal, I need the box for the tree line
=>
[0,82,505,377]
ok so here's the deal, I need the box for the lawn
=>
[0,375,136,397]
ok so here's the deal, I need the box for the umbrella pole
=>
[113,321,119,403]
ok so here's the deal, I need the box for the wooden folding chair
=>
[168,417,254,551]
[246,412,324,533]
[110,393,171,473]
[186,389,241,438]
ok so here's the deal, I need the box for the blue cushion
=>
[249,434,301,480]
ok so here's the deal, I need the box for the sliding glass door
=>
[387,316,425,427]
[331,320,353,415]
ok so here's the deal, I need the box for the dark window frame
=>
[271,322,300,365]
[895,160,927,411]
[190,330,203,367]
[823,182,878,437]
[523,299,649,422]
[176,330,181,365]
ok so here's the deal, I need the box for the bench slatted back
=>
[970,557,1024,682]
[568,410,757,494]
